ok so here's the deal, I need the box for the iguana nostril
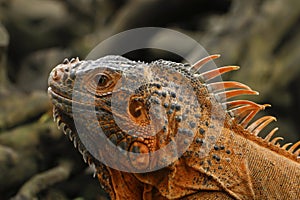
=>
[52,69,60,81]
[52,67,65,81]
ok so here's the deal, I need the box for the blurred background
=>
[0,0,299,199]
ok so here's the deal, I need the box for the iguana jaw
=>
[49,83,161,172]
[52,106,95,165]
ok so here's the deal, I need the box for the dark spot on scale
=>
[195,138,203,144]
[161,92,167,97]
[218,166,223,170]
[213,154,220,161]
[163,126,167,132]
[170,92,176,98]
[175,104,181,111]
[207,160,212,166]
[155,83,161,89]
[167,110,173,115]
[189,121,196,128]
[170,103,176,110]
[205,121,209,126]
[214,145,219,151]
[199,128,205,135]
[220,145,225,150]
[163,103,169,108]
[175,116,182,122]
[226,150,231,154]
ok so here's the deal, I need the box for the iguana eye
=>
[94,73,109,87]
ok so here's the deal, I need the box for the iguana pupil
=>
[94,73,109,87]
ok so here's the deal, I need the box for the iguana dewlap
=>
[48,55,300,199]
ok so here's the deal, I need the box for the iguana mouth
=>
[48,87,72,105]
[48,87,112,114]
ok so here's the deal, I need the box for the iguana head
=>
[48,55,206,172]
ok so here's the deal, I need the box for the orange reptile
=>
[48,55,300,199]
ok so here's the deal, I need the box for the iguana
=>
[48,55,300,199]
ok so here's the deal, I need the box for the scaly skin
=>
[48,55,300,199]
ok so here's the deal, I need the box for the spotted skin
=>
[48,55,300,200]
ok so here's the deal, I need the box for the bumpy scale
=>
[48,55,300,200]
